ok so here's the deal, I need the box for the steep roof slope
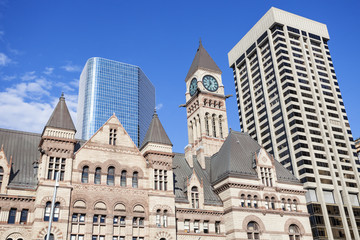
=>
[185,41,222,81]
[211,130,299,184]
[45,94,76,131]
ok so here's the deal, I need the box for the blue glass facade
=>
[76,57,155,147]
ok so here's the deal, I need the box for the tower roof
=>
[140,110,172,149]
[45,93,76,132]
[185,40,222,81]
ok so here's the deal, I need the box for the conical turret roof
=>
[45,93,76,132]
[185,40,222,81]
[140,110,172,149]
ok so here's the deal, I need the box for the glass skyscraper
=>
[76,57,155,147]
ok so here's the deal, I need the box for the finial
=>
[60,92,65,100]
[113,112,116,116]
[153,108,157,116]
[199,37,202,46]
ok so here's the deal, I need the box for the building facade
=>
[355,138,360,160]
[0,43,312,240]
[228,7,360,240]
[76,57,155,147]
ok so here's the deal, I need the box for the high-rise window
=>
[107,167,115,186]
[95,167,101,184]
[81,166,89,183]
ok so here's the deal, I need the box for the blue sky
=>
[0,0,359,153]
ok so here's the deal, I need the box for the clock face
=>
[189,78,198,96]
[202,75,218,92]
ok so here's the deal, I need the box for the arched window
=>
[205,113,210,136]
[247,195,252,207]
[281,198,286,211]
[247,221,260,239]
[44,201,51,221]
[81,166,89,183]
[94,167,101,184]
[265,196,270,209]
[240,194,245,207]
[191,186,199,208]
[287,199,292,211]
[44,233,54,240]
[212,114,217,137]
[163,210,168,228]
[253,195,258,208]
[53,202,60,222]
[271,197,276,210]
[289,224,301,240]
[219,115,223,138]
[292,199,298,211]
[121,170,127,187]
[156,209,161,227]
[107,166,115,186]
[132,171,138,188]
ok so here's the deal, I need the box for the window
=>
[240,194,245,207]
[212,114,217,137]
[203,221,209,233]
[20,209,28,224]
[323,190,335,204]
[191,186,199,208]
[0,166,3,189]
[121,170,127,187]
[271,197,276,210]
[184,219,190,233]
[281,198,286,211]
[156,209,161,227]
[205,113,210,136]
[154,169,167,190]
[81,166,89,183]
[72,213,85,222]
[109,128,117,145]
[289,224,300,240]
[71,235,84,240]
[8,208,16,224]
[292,200,298,211]
[44,234,54,240]
[260,167,272,187]
[44,201,51,221]
[247,195,252,207]
[305,189,317,202]
[132,171,138,188]
[219,115,223,138]
[253,196,258,208]
[47,157,66,181]
[95,167,101,184]
[107,167,115,186]
[163,210,168,228]
[265,196,269,209]
[247,221,260,239]
[215,221,221,234]
[194,220,200,233]
[53,202,60,221]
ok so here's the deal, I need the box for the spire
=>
[140,110,172,149]
[185,40,222,81]
[44,93,76,132]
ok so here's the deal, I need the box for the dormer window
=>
[109,128,117,145]
[260,167,273,187]
[47,157,65,181]
[191,186,199,208]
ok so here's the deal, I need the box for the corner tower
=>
[184,41,229,168]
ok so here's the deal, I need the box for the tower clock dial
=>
[202,75,218,92]
[189,78,198,96]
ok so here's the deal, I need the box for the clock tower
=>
[184,41,229,168]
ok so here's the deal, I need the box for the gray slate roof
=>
[0,128,40,189]
[211,130,299,184]
[45,94,76,131]
[140,111,172,149]
[173,153,222,205]
[185,41,222,81]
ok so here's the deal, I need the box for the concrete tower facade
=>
[228,7,360,240]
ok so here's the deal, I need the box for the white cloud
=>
[61,62,81,72]
[2,74,16,81]
[20,71,37,81]
[0,52,11,66]
[156,103,163,111]
[54,81,76,92]
[43,67,54,75]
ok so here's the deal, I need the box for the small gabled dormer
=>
[38,94,76,182]
[186,169,204,209]
[254,148,278,187]
[0,145,11,193]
